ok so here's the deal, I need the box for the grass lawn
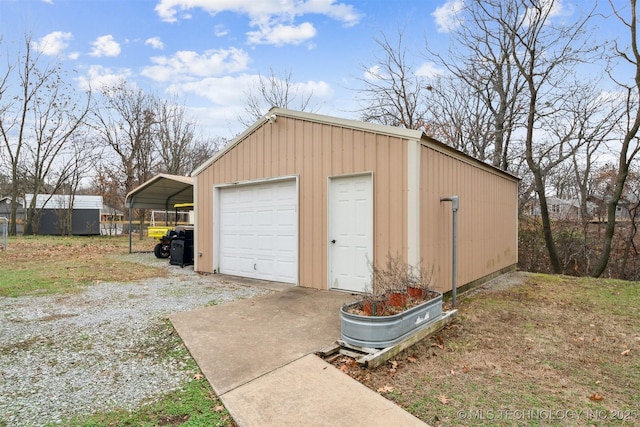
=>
[336,273,640,426]
[0,235,167,297]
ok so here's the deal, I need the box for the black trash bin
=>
[169,227,194,267]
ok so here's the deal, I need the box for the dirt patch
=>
[332,271,640,426]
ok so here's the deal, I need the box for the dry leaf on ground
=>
[377,385,395,393]
[589,392,604,401]
[438,395,451,404]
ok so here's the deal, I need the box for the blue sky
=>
[0,0,629,139]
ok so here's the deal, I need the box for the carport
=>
[124,173,194,252]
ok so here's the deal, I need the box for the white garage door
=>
[218,179,297,284]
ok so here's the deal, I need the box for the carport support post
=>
[0,217,7,251]
[440,196,459,308]
[128,196,134,254]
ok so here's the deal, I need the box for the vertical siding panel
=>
[299,121,314,287]
[375,134,390,267]
[420,144,518,293]
[388,138,403,257]
[244,132,252,180]
[353,129,365,172]
[295,119,304,170]
[311,122,324,285]
[237,142,244,179]
[331,129,342,176]
[276,121,286,175]
[342,128,353,172]
[263,130,272,178]
[325,127,336,175]
[255,130,264,178]
[401,141,408,259]
[286,117,296,173]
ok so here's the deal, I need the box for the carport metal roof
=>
[125,173,194,210]
[125,174,194,254]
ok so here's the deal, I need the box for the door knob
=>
[330,239,336,244]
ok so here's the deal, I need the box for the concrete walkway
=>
[170,281,427,426]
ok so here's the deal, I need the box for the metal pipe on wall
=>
[440,196,459,308]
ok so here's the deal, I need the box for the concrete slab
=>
[171,284,429,426]
[223,354,426,426]
[170,286,354,395]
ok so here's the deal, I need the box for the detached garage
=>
[193,108,518,295]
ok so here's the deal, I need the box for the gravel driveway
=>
[0,254,272,427]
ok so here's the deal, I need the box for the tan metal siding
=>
[195,116,408,290]
[421,145,518,293]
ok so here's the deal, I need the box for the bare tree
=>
[495,0,601,273]
[433,0,526,171]
[357,31,430,130]
[181,136,226,175]
[93,80,159,200]
[0,34,91,235]
[425,75,496,162]
[239,69,314,127]
[155,98,196,176]
[591,0,640,277]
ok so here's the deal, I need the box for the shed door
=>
[218,179,297,284]
[329,174,373,292]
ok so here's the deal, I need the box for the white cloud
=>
[141,48,251,82]
[77,65,131,91]
[214,24,229,37]
[32,31,73,56]
[154,0,361,45]
[171,74,257,105]
[89,35,121,57]
[432,0,464,33]
[145,37,164,50]
[167,73,332,106]
[164,72,335,137]
[363,65,382,81]
[247,22,317,46]
[296,79,333,98]
[522,0,570,27]
[416,62,444,78]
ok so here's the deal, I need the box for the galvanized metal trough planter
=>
[340,291,443,349]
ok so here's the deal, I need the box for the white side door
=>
[329,174,373,292]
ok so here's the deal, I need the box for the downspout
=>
[440,196,459,308]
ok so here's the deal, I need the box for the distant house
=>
[101,205,124,222]
[547,197,582,221]
[101,205,125,236]
[525,194,640,223]
[24,194,103,236]
[588,194,640,222]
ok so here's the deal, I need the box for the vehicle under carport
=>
[124,173,194,258]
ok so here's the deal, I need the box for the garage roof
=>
[125,173,193,210]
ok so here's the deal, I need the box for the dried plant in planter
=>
[349,254,435,316]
